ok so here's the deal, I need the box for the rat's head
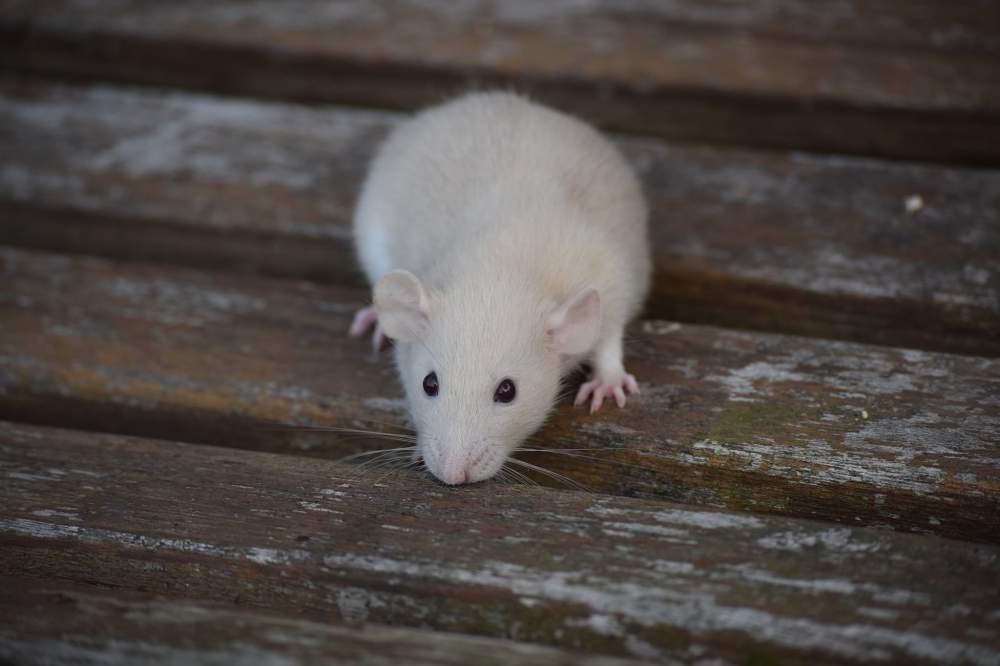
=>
[374,269,600,485]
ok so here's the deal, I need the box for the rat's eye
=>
[494,378,516,404]
[422,372,439,397]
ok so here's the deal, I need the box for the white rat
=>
[350,92,650,485]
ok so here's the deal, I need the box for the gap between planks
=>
[1,246,998,543]
[0,79,997,356]
[1,421,999,665]
[0,0,999,163]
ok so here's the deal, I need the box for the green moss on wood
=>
[706,402,813,444]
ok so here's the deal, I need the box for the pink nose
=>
[438,466,469,485]
[441,470,469,486]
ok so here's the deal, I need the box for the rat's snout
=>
[435,450,502,486]
[420,424,508,486]
[434,448,472,485]
[423,437,482,485]
[438,465,469,485]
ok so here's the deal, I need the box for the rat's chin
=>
[427,462,501,486]
[466,463,503,485]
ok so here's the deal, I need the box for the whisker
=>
[338,446,417,463]
[506,458,592,493]
[353,452,418,481]
[353,452,415,472]
[554,387,577,404]
[258,420,414,432]
[515,446,653,473]
[516,446,623,452]
[493,468,515,485]
[345,451,416,480]
[258,422,417,442]
[355,454,413,470]
[502,464,539,487]
[312,427,416,442]
[344,417,417,434]
[517,449,624,462]
[374,464,415,485]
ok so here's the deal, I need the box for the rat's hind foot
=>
[349,306,389,352]
[574,370,639,414]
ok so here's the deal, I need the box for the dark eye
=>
[494,378,516,404]
[422,372,439,397]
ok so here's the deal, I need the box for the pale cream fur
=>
[353,92,650,485]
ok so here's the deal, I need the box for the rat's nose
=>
[436,454,470,485]
[439,467,469,485]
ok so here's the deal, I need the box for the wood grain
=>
[2,80,997,355]
[1,1,998,163]
[1,422,998,665]
[0,578,646,666]
[2,246,998,542]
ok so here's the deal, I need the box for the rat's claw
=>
[574,379,598,407]
[372,323,389,352]
[591,389,609,414]
[575,372,640,414]
[351,306,390,352]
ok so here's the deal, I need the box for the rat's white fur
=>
[353,92,650,485]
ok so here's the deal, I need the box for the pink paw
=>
[574,372,639,414]
[349,306,389,352]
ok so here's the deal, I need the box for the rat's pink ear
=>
[374,270,430,342]
[546,287,600,355]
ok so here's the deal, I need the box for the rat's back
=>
[353,92,651,459]
[353,91,648,293]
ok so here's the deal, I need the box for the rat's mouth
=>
[433,467,472,485]
[422,451,501,486]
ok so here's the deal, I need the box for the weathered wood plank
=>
[1,80,998,355]
[0,578,645,666]
[1,422,999,665]
[2,247,998,542]
[1,1,999,163]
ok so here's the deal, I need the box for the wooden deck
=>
[1,2,998,664]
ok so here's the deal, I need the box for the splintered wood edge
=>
[1,421,998,665]
[1,246,998,543]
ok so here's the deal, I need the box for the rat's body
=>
[351,92,650,485]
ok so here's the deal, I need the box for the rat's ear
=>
[546,287,601,355]
[374,270,430,342]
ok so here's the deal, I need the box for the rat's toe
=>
[349,306,378,337]
[577,371,639,413]
[574,380,597,407]
[372,324,389,352]
[589,388,607,414]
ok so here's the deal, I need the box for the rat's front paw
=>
[574,371,639,414]
[348,306,389,352]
